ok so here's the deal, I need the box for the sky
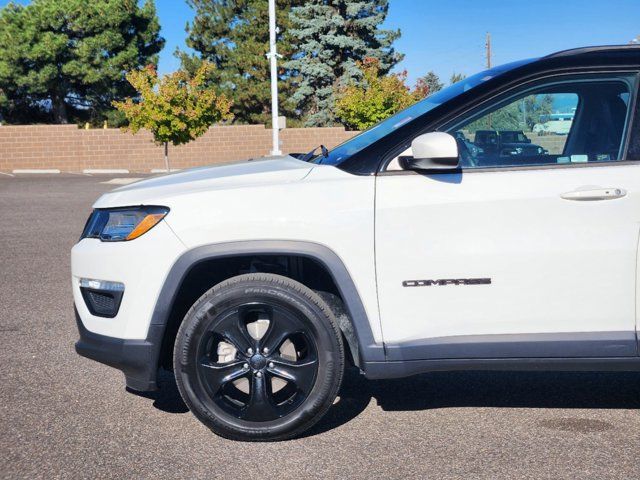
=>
[3,0,640,86]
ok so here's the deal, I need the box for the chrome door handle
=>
[560,187,627,201]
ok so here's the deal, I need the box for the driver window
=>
[387,77,632,171]
[449,79,631,169]
[453,93,578,168]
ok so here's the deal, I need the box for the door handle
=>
[560,187,626,201]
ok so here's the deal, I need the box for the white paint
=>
[71,145,640,353]
[93,157,311,208]
[12,169,60,174]
[375,165,640,343]
[72,160,380,342]
[0,171,15,177]
[412,132,458,161]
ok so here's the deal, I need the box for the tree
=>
[450,72,466,84]
[335,58,420,130]
[0,0,164,125]
[523,94,553,131]
[414,71,443,97]
[113,63,233,170]
[466,94,554,133]
[182,0,304,125]
[286,0,403,127]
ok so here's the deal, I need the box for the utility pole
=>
[486,32,492,128]
[267,0,282,156]
[485,32,492,69]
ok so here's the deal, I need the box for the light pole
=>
[267,0,282,156]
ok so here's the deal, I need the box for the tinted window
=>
[447,77,632,169]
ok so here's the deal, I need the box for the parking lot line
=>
[12,169,61,174]
[101,178,144,185]
[83,169,130,174]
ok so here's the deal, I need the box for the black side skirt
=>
[364,356,640,379]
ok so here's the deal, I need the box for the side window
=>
[386,76,634,171]
[460,93,577,159]
[448,78,632,169]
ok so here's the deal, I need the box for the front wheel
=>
[173,273,345,441]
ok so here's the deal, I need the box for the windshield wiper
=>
[300,144,329,162]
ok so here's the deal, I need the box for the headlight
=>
[80,206,169,242]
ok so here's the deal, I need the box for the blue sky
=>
[3,0,640,85]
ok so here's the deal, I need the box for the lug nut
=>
[243,363,249,369]
[255,371,262,378]
[268,362,274,368]
[247,348,253,355]
[263,347,269,354]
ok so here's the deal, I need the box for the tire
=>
[173,273,345,441]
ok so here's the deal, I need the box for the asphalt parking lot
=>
[2,174,640,479]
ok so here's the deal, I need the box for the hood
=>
[93,156,315,208]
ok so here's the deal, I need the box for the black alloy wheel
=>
[197,301,319,421]
[174,273,345,441]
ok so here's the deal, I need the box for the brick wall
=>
[0,124,358,172]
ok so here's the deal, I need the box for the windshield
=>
[315,59,536,166]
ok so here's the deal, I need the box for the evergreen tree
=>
[0,0,164,124]
[415,71,443,97]
[183,0,304,125]
[286,0,403,126]
[450,72,466,84]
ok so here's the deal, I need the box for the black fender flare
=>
[150,240,385,371]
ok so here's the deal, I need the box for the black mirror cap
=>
[400,155,460,171]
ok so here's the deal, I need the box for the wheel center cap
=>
[249,354,267,370]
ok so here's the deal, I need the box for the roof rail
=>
[545,44,640,59]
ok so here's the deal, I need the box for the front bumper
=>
[75,308,164,391]
[72,219,186,391]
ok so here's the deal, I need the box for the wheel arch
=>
[152,240,384,378]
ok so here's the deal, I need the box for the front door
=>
[375,73,640,360]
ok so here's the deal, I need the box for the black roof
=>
[547,44,640,57]
[542,45,640,66]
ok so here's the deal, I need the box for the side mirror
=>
[401,132,460,171]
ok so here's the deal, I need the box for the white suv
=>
[73,46,640,441]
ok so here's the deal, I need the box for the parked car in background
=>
[74,45,640,441]
[463,129,548,162]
